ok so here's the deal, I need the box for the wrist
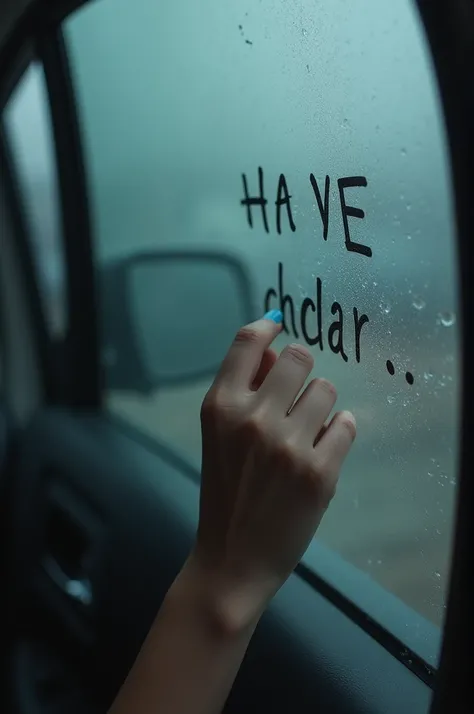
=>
[169,554,267,639]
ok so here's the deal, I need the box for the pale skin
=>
[109,312,356,714]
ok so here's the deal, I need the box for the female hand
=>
[109,310,356,714]
[191,309,356,630]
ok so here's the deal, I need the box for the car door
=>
[0,1,472,713]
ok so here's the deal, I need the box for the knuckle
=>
[200,391,218,423]
[284,343,314,369]
[238,412,266,441]
[273,440,296,468]
[283,431,301,450]
[315,378,337,400]
[200,386,232,421]
[234,325,261,347]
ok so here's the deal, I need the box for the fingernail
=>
[263,309,283,324]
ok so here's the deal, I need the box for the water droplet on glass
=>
[301,27,308,37]
[434,571,441,579]
[412,296,425,310]
[423,371,434,381]
[373,280,378,287]
[342,117,350,129]
[380,302,391,314]
[387,395,395,405]
[407,234,412,240]
[401,147,407,156]
[438,311,456,327]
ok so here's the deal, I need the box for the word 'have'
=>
[241,166,372,258]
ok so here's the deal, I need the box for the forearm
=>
[108,559,261,714]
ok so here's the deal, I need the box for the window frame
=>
[0,124,55,403]
[37,27,100,408]
[0,0,472,709]
[1,12,99,409]
[415,3,474,710]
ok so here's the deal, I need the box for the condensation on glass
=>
[65,0,460,632]
[3,62,66,338]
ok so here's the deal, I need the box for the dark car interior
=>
[0,1,473,713]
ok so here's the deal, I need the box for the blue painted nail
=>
[263,309,283,324]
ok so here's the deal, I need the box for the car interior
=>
[0,0,473,713]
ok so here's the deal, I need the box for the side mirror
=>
[99,250,254,393]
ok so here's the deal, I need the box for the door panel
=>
[5,408,431,714]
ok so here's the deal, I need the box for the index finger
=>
[215,310,283,390]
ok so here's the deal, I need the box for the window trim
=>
[415,1,474,710]
[0,129,55,404]
[36,26,100,409]
[0,1,89,110]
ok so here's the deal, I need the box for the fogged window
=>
[65,0,459,632]
[3,63,66,338]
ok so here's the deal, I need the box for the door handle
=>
[42,555,93,607]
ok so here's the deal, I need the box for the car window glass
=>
[3,62,66,338]
[64,0,460,641]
